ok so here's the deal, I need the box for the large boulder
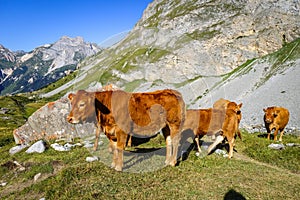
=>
[13,97,96,145]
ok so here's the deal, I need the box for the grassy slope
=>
[0,98,299,200]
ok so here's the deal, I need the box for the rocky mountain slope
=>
[39,0,300,131]
[0,36,101,95]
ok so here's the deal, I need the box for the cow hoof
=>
[169,160,177,167]
[115,166,123,172]
[111,162,116,169]
[196,151,207,158]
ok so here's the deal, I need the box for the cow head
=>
[227,102,243,122]
[67,90,97,124]
[263,107,277,123]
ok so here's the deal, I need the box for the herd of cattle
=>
[67,87,290,171]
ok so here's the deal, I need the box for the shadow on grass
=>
[258,133,274,140]
[224,189,246,200]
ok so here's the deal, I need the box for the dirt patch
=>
[234,152,300,178]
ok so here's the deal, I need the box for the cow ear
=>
[68,93,75,101]
[238,103,243,108]
[263,108,267,112]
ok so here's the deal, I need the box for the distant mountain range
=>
[0,36,101,95]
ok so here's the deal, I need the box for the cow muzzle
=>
[67,115,79,124]
[265,118,272,123]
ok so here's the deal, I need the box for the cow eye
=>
[79,102,85,107]
[236,110,241,115]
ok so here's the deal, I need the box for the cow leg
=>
[279,129,285,142]
[207,135,224,154]
[162,126,171,165]
[267,131,272,140]
[93,125,101,151]
[114,131,127,172]
[227,137,235,159]
[126,135,132,147]
[237,129,242,140]
[273,126,279,141]
[108,139,115,153]
[170,130,181,166]
[111,140,117,169]
[194,135,202,153]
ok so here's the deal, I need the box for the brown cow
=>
[182,108,226,154]
[207,108,239,158]
[213,98,243,140]
[263,106,289,141]
[67,89,185,171]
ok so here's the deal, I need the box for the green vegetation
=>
[186,29,221,41]
[255,38,300,88]
[124,79,146,92]
[0,96,299,199]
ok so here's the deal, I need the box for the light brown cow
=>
[182,108,226,153]
[207,108,239,158]
[213,98,243,140]
[67,89,185,171]
[263,106,289,141]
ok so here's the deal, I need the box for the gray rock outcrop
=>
[13,98,96,145]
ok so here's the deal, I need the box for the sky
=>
[0,0,153,52]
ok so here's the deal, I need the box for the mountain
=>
[0,36,101,95]
[38,0,299,131]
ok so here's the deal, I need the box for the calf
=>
[263,106,289,141]
[213,98,243,140]
[207,108,239,158]
[67,89,185,171]
[182,108,226,153]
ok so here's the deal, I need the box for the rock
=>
[83,141,95,148]
[286,143,300,147]
[13,98,96,145]
[51,143,71,151]
[214,149,229,157]
[268,143,285,150]
[86,156,99,162]
[26,140,46,153]
[9,144,28,155]
[0,107,9,114]
[0,182,7,187]
[34,173,42,182]
[13,161,25,171]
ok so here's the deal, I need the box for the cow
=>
[213,98,243,140]
[182,108,226,154]
[207,108,240,159]
[67,89,185,171]
[263,106,289,141]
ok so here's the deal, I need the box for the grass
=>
[0,101,299,200]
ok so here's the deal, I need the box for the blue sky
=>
[0,0,152,52]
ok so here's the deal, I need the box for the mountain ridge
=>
[0,36,101,95]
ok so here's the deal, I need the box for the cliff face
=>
[130,0,300,75]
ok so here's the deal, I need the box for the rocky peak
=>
[0,36,102,95]
[0,44,16,63]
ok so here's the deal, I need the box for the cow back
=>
[96,89,185,137]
